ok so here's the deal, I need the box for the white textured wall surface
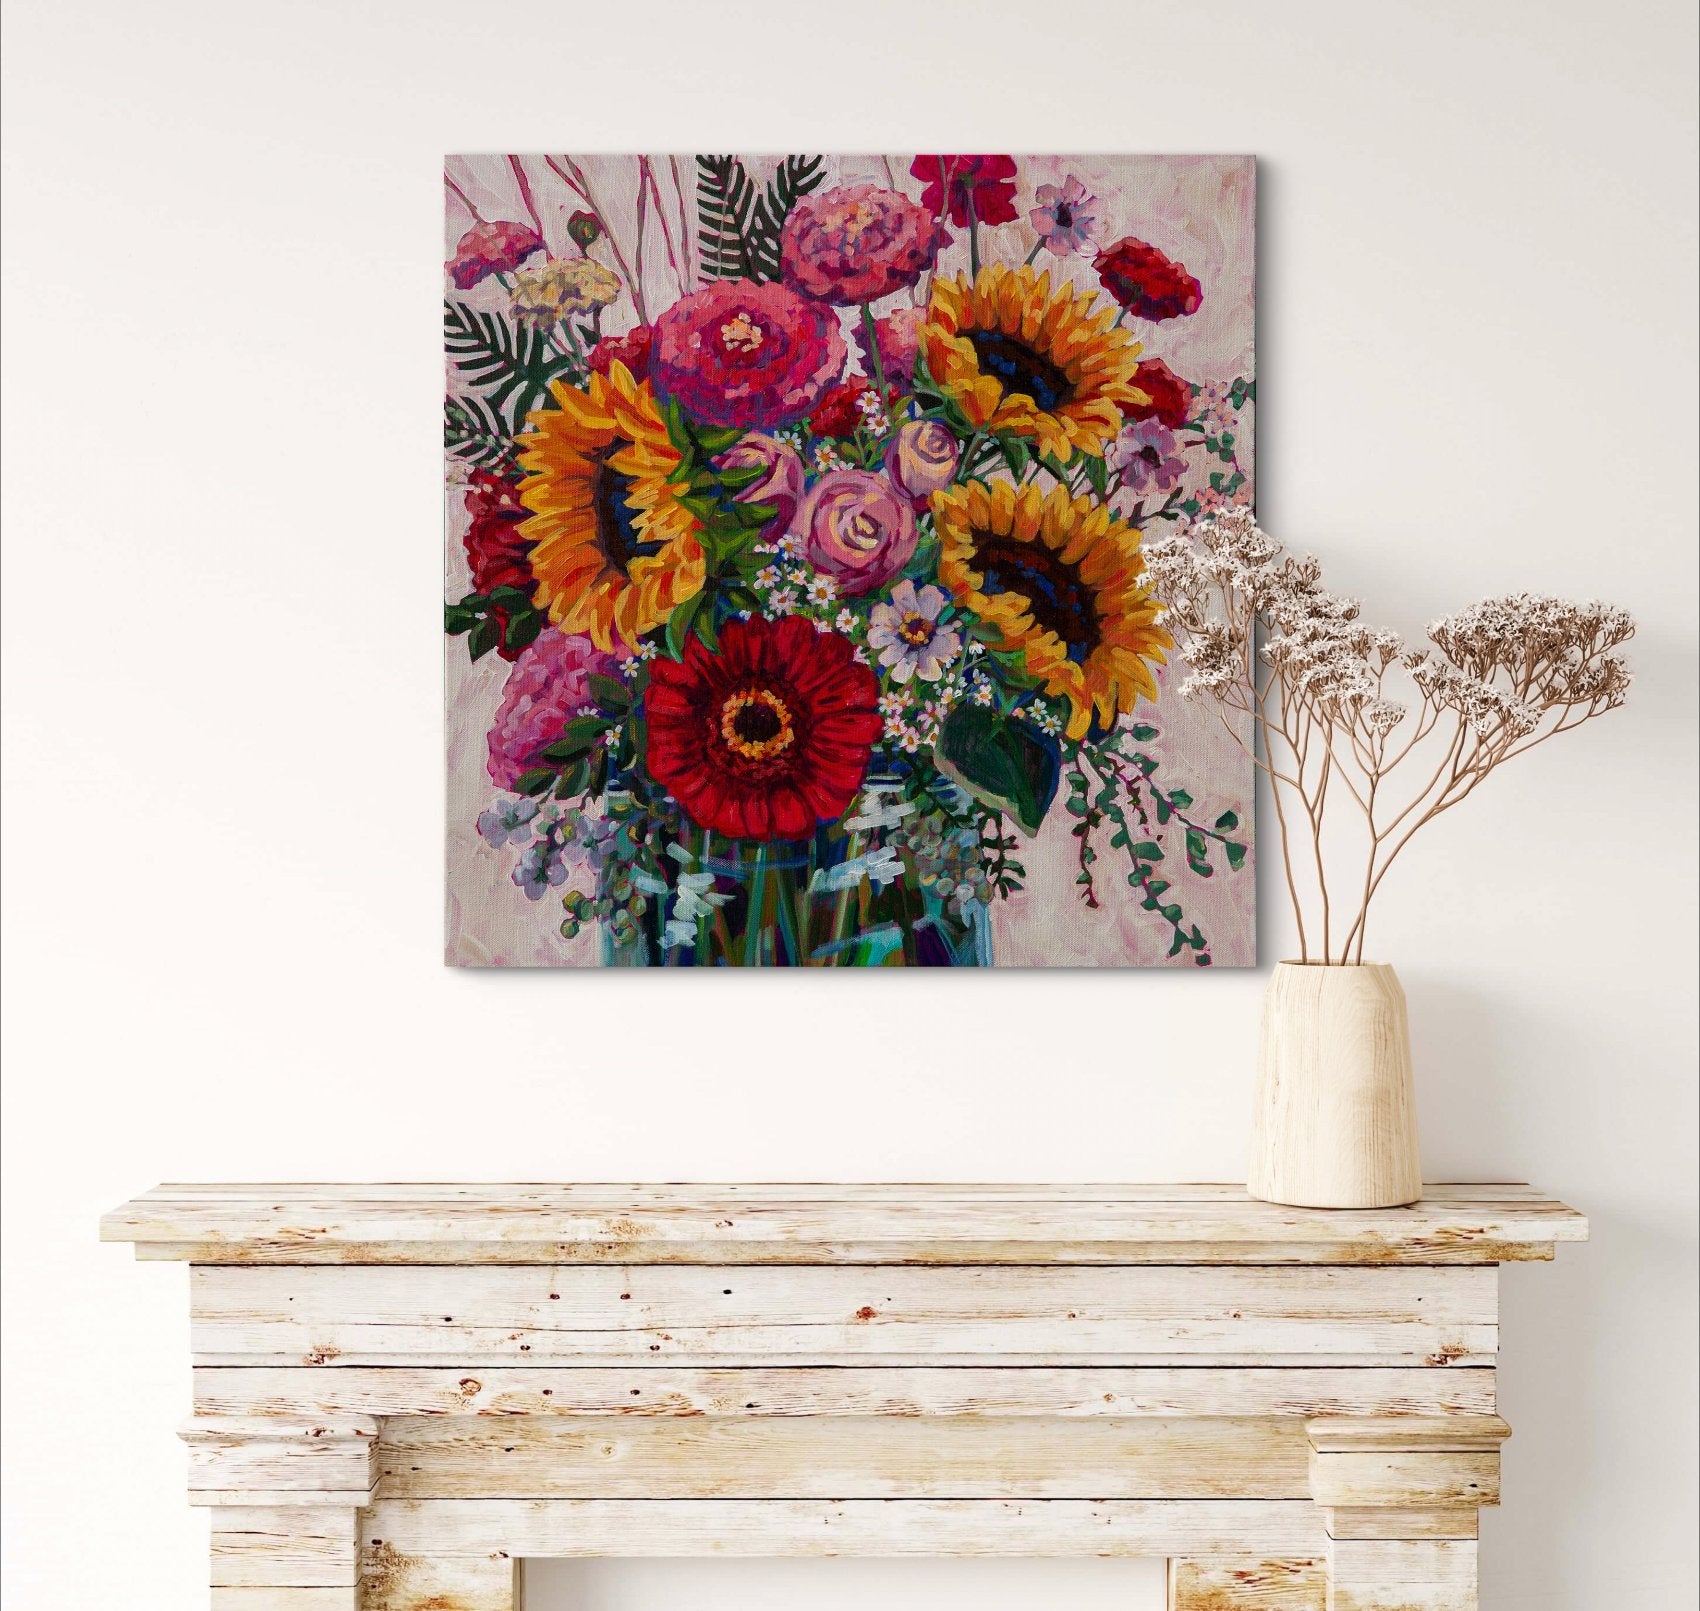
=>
[2,2,1694,1608]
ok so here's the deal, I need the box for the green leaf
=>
[1225,841,1248,871]
[513,767,556,796]
[666,590,709,661]
[467,617,500,661]
[1130,723,1159,742]
[444,300,574,420]
[997,435,1030,480]
[1214,810,1240,831]
[934,704,1061,837]
[695,155,760,281]
[1130,840,1163,861]
[1168,788,1194,810]
[587,673,633,713]
[444,394,516,469]
[501,608,544,653]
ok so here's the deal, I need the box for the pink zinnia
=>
[447,220,546,289]
[782,184,950,306]
[855,306,925,387]
[486,628,615,790]
[651,278,846,430]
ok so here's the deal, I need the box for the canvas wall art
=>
[445,154,1256,967]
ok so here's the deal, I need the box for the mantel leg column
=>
[1307,1415,1510,1611]
[183,1416,379,1609]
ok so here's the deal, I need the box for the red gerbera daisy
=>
[1121,357,1194,430]
[646,615,881,842]
[1093,237,1203,322]
[910,155,1020,228]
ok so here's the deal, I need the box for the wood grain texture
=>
[1327,1537,1478,1611]
[1168,1555,1326,1609]
[192,1365,1498,1421]
[1251,965,1422,1211]
[182,1418,378,1506]
[102,1181,1588,1265]
[373,1414,1309,1500]
[360,1497,1327,1558]
[209,1507,359,1588]
[361,1544,517,1611]
[188,1264,1499,1368]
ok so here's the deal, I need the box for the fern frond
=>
[695,155,758,281]
[444,394,516,470]
[748,154,825,280]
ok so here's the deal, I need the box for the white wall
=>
[1,2,1694,1608]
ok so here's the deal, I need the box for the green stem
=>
[1023,241,1044,267]
[743,845,768,967]
[965,191,981,278]
[859,304,889,401]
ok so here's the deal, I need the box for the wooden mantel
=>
[103,1183,1586,1610]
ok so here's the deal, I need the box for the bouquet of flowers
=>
[445,154,1254,966]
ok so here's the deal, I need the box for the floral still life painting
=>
[444,154,1257,967]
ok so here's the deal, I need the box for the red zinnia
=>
[910,155,1020,228]
[1121,357,1193,430]
[646,615,881,842]
[588,324,654,379]
[1093,237,1203,322]
[463,470,537,660]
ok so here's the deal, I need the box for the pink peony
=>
[447,220,546,289]
[799,469,918,596]
[486,628,615,790]
[651,278,846,430]
[855,306,925,387]
[715,432,806,540]
[781,184,951,306]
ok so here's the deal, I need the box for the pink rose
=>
[799,470,918,596]
[716,432,806,539]
[884,420,960,500]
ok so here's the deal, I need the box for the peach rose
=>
[884,419,960,500]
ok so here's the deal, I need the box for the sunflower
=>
[934,480,1171,740]
[515,361,704,651]
[920,265,1147,462]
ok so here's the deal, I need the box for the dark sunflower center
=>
[967,332,1075,413]
[973,533,1100,665]
[593,444,663,573]
[719,688,796,762]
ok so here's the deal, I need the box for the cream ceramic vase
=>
[1249,961,1422,1209]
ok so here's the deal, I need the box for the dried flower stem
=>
[1142,509,1634,963]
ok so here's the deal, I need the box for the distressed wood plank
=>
[103,1182,1587,1266]
[190,1265,1498,1367]
[1310,1451,1500,1510]
[374,1414,1309,1500]
[1307,1415,1510,1451]
[1168,1555,1326,1609]
[361,1546,517,1611]
[1324,1507,1478,1540]
[1327,1537,1478,1610]
[361,1496,1326,1558]
[183,1418,377,1506]
[209,1507,359,1588]
[209,1592,358,1610]
[193,1365,1498,1421]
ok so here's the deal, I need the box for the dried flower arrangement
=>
[1142,507,1636,963]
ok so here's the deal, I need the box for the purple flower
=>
[1112,419,1187,493]
[513,844,569,901]
[477,797,540,848]
[1029,176,1100,256]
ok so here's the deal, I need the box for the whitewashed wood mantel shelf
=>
[103,1183,1586,1610]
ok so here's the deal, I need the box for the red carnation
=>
[588,324,655,380]
[447,219,546,290]
[910,155,1020,228]
[1121,357,1194,430]
[807,376,893,439]
[463,470,537,660]
[645,615,881,842]
[1094,237,1203,322]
